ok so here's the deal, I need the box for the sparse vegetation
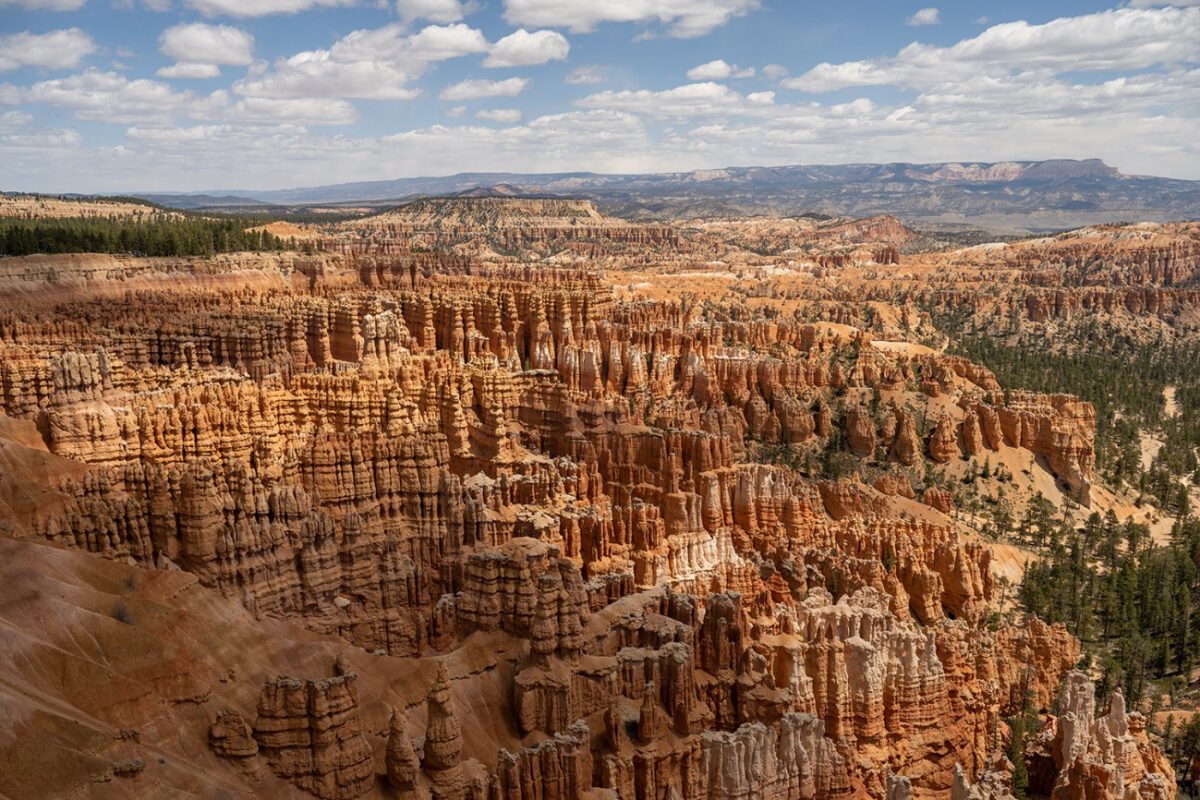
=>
[112,601,135,625]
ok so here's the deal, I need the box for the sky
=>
[1,0,1198,193]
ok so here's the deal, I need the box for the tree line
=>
[0,214,289,257]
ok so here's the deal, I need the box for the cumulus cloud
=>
[577,81,775,120]
[395,0,467,23]
[503,0,759,38]
[235,23,487,100]
[0,111,35,132]
[236,56,422,100]
[484,29,569,68]
[160,23,255,66]
[0,112,82,153]
[0,0,86,10]
[475,107,522,122]
[184,0,350,18]
[157,63,223,79]
[6,66,357,128]
[197,92,357,124]
[906,7,940,26]
[565,65,605,85]
[786,7,1200,92]
[385,22,489,61]
[686,59,754,80]
[11,69,189,124]
[440,76,528,100]
[0,29,97,73]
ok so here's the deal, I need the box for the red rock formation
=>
[252,671,374,799]
[0,207,1135,800]
[209,708,261,777]
[1029,671,1174,800]
[386,707,419,796]
[846,404,877,457]
[423,663,470,799]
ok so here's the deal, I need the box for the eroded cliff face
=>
[1027,672,1176,800]
[0,229,1170,799]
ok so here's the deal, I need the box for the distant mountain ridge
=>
[135,159,1200,232]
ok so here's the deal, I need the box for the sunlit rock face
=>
[0,203,1177,800]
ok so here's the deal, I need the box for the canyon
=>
[0,195,1195,799]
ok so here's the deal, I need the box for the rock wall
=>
[0,229,1146,800]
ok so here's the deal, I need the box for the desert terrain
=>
[1,194,1198,800]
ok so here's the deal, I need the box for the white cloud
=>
[7,76,1200,193]
[786,7,1200,92]
[0,29,97,73]
[502,0,759,38]
[195,91,357,124]
[686,59,753,80]
[0,108,661,193]
[6,66,357,127]
[906,7,940,26]
[0,0,86,10]
[395,0,466,22]
[158,62,223,79]
[1,126,82,149]
[235,23,487,101]
[565,65,604,85]
[485,29,569,68]
[14,69,189,124]
[386,22,489,61]
[236,55,422,100]
[160,23,255,66]
[577,81,773,119]
[440,76,528,100]
[377,110,653,170]
[184,0,350,18]
[0,110,35,132]
[4,0,1200,191]
[475,107,522,122]
[320,22,487,64]
[687,59,731,79]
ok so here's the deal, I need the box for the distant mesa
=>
[129,159,1199,233]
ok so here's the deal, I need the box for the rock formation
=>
[0,202,1181,800]
[252,671,374,799]
[1028,671,1175,800]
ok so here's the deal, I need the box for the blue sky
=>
[1,0,1198,192]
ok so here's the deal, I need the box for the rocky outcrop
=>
[846,404,877,457]
[386,707,419,796]
[422,664,469,799]
[208,708,260,777]
[952,755,1017,800]
[1029,671,1175,800]
[252,671,374,799]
